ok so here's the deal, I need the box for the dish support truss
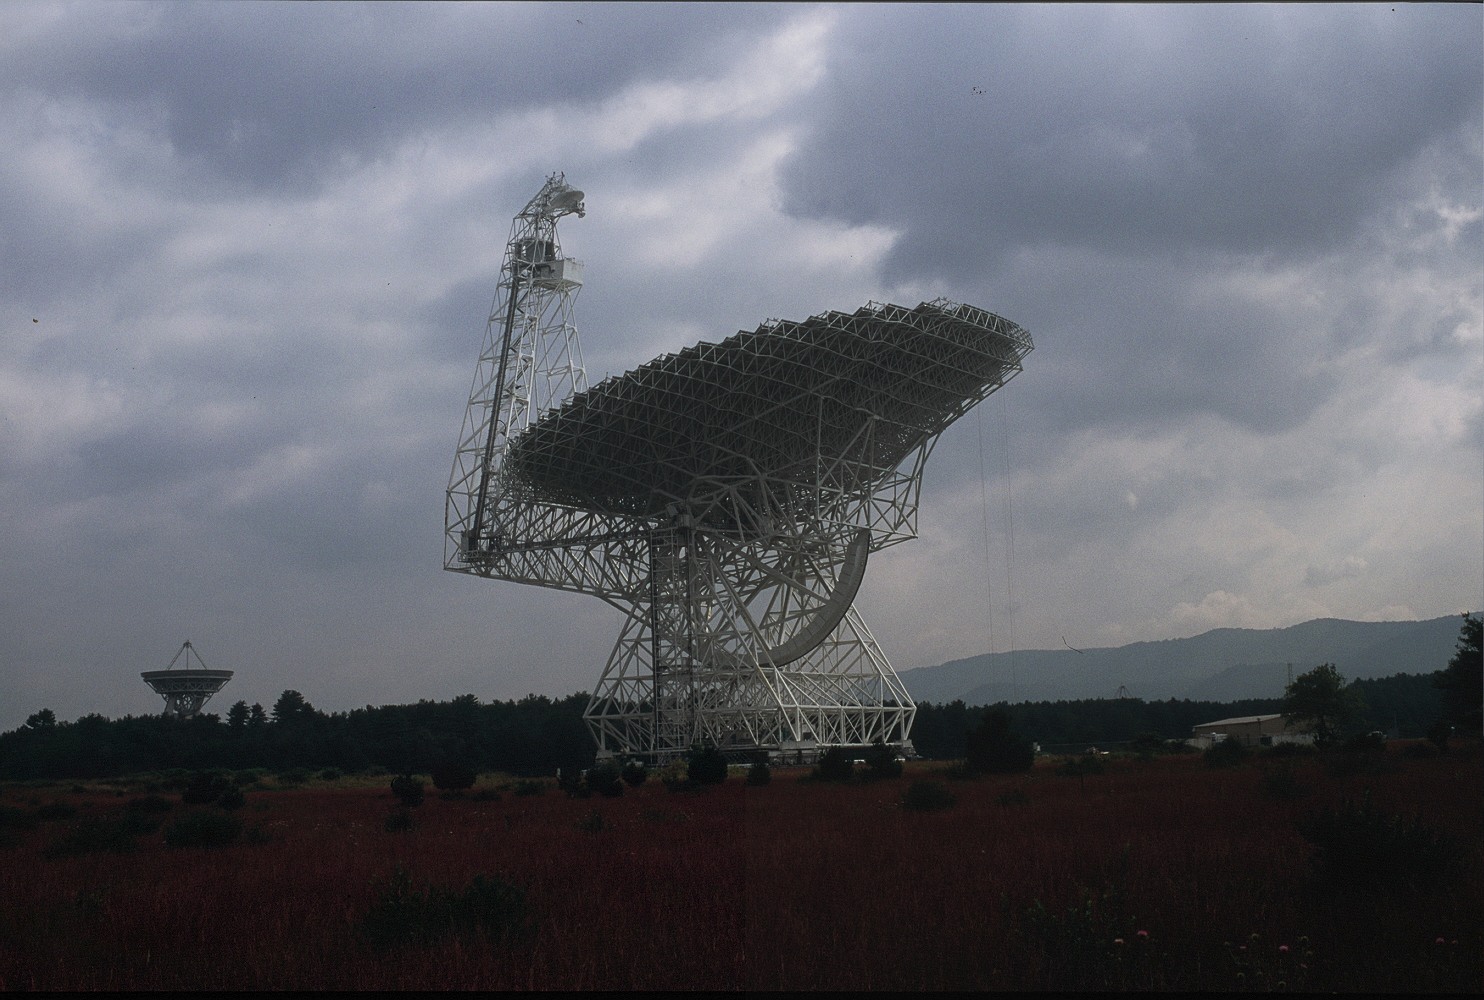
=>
[140,641,234,719]
[446,178,1032,763]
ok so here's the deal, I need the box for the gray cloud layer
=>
[2,3,1478,730]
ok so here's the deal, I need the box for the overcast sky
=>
[3,2,1480,731]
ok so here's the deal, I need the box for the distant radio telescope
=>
[446,173,1032,762]
[140,641,234,719]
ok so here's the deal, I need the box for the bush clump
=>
[1298,790,1462,892]
[965,709,1036,774]
[585,761,625,798]
[390,774,425,808]
[745,761,772,786]
[687,743,729,786]
[360,867,527,949]
[44,815,153,858]
[812,747,855,783]
[1203,737,1250,768]
[163,810,242,848]
[901,779,956,812]
[863,741,904,781]
[431,758,477,793]
[621,760,648,788]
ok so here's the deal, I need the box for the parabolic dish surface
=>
[504,299,1031,519]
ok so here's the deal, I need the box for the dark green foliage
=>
[181,771,232,805]
[216,785,246,811]
[43,814,153,858]
[1203,737,1250,768]
[513,779,545,797]
[1341,730,1386,752]
[1057,754,1106,791]
[557,768,589,797]
[384,809,415,833]
[811,747,855,783]
[1017,861,1152,991]
[966,708,1035,774]
[1283,663,1364,746]
[1259,762,1303,800]
[687,743,729,785]
[430,758,477,792]
[318,768,343,782]
[745,761,772,786]
[1435,612,1482,735]
[1299,791,1462,892]
[33,801,77,821]
[359,867,527,949]
[901,779,955,811]
[862,741,903,780]
[584,761,624,797]
[163,809,242,848]
[620,760,648,788]
[0,805,38,831]
[390,774,425,807]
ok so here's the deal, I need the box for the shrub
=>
[275,768,311,787]
[558,769,590,798]
[862,741,904,781]
[812,747,855,783]
[997,788,1031,807]
[359,867,527,949]
[126,795,174,814]
[585,761,624,798]
[687,744,729,785]
[1298,791,1462,892]
[745,761,772,786]
[1203,737,1249,768]
[390,774,425,808]
[318,768,344,782]
[43,816,145,858]
[384,809,416,833]
[431,759,477,793]
[620,760,648,788]
[512,779,545,797]
[1259,763,1303,800]
[901,779,956,811]
[164,810,242,848]
[965,709,1035,774]
[181,772,232,805]
[217,785,246,811]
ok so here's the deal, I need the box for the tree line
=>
[2,612,1476,781]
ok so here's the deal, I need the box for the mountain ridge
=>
[900,614,1470,705]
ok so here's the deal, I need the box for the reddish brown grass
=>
[1,746,1478,990]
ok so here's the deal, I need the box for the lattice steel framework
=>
[141,641,234,719]
[446,175,1033,763]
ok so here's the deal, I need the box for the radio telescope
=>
[446,174,1033,762]
[141,641,234,719]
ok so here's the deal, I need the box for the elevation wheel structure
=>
[446,175,1033,763]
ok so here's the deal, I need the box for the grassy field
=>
[1,743,1478,991]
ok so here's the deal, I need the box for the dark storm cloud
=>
[781,5,1480,271]
[774,5,1479,441]
[1,3,783,194]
